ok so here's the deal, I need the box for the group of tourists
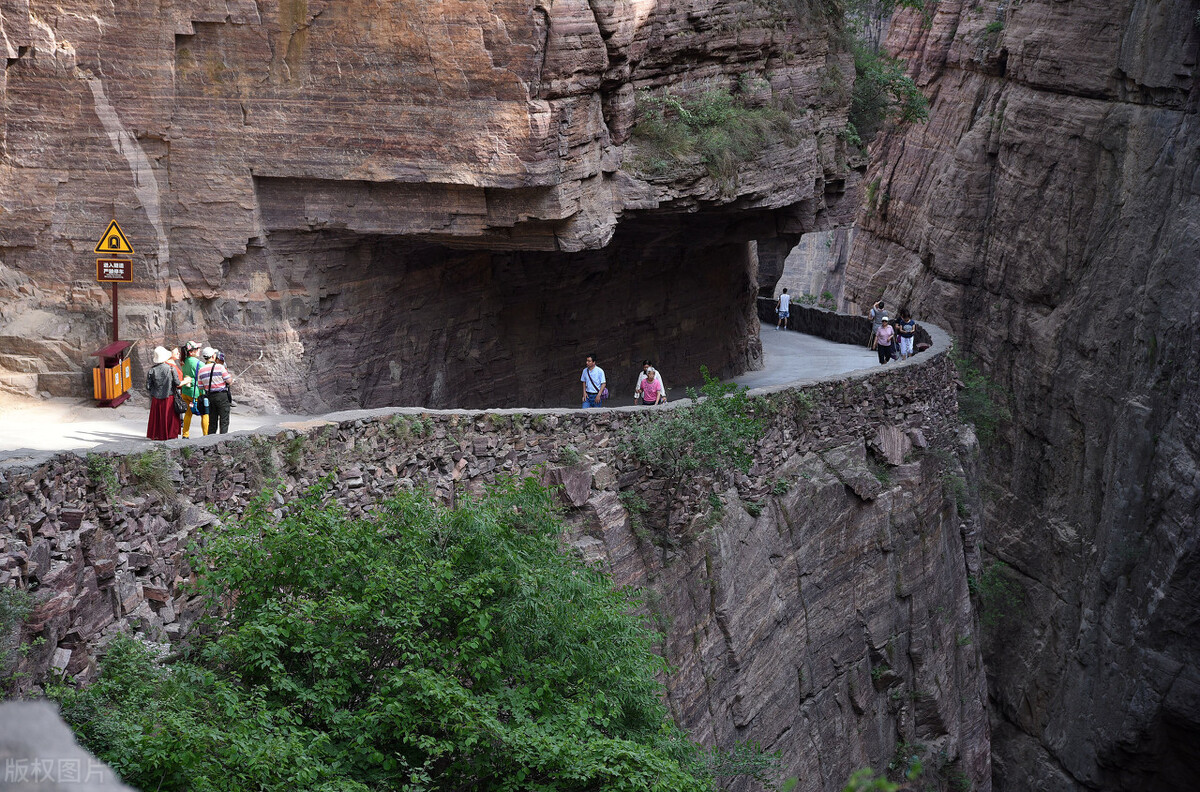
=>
[146,342,234,441]
[580,356,667,409]
[868,300,917,365]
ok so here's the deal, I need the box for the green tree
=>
[950,350,1011,444]
[849,42,929,144]
[625,369,765,529]
[628,368,764,486]
[54,479,773,792]
[838,0,930,147]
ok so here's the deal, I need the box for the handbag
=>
[191,370,209,415]
[172,389,187,418]
[585,368,607,404]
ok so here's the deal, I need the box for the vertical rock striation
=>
[845,1,1200,789]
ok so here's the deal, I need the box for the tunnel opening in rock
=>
[201,213,766,412]
[755,228,854,309]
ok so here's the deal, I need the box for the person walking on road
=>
[635,360,667,404]
[146,345,188,441]
[776,288,791,331]
[875,317,896,365]
[868,300,886,348]
[580,354,607,409]
[198,347,234,434]
[180,341,207,438]
[897,309,917,361]
[638,367,666,406]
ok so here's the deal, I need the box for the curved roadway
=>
[0,329,902,466]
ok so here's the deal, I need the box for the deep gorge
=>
[844,2,1200,790]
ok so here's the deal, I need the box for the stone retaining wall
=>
[1,320,954,686]
[0,322,993,790]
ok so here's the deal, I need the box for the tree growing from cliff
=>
[839,0,930,147]
[52,479,775,792]
[951,351,1011,444]
[848,42,928,144]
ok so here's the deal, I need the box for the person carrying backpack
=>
[180,341,208,437]
[197,347,235,434]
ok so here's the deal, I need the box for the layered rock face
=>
[0,0,853,407]
[844,2,1200,789]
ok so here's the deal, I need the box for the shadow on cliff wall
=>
[192,213,764,412]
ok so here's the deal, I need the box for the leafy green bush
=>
[283,435,307,471]
[951,351,1011,444]
[632,86,799,192]
[842,768,900,791]
[619,490,650,515]
[969,560,1024,629]
[849,41,928,145]
[54,480,772,791]
[626,368,765,487]
[1,588,32,690]
[86,453,120,501]
[837,121,863,147]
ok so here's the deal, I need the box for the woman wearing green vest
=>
[180,341,208,437]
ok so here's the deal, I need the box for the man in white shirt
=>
[635,360,667,403]
[776,288,791,330]
[580,354,606,409]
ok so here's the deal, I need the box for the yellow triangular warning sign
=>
[94,220,135,255]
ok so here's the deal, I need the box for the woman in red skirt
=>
[146,345,189,440]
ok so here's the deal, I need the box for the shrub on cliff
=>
[848,42,928,144]
[840,0,930,146]
[626,368,765,487]
[631,85,799,192]
[52,479,773,792]
[951,351,1011,444]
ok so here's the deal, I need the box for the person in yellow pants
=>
[180,341,209,437]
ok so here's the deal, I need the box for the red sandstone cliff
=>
[0,0,854,409]
[845,1,1200,789]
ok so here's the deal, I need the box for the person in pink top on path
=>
[639,368,666,406]
[875,317,895,365]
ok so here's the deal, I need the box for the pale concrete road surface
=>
[0,331,884,462]
[731,326,879,390]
